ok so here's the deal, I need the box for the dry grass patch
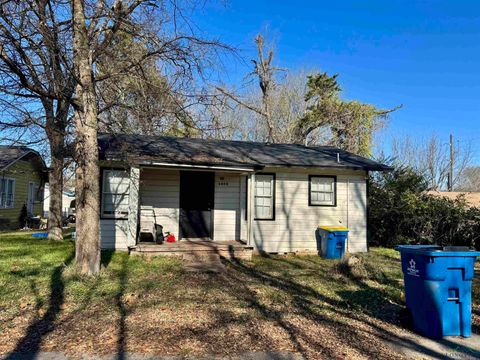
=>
[1,232,479,359]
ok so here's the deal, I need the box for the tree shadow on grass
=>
[101,249,116,268]
[6,250,129,360]
[116,254,129,360]
[220,256,479,359]
[5,250,75,360]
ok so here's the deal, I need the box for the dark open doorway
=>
[179,171,215,240]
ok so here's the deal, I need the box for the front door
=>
[179,171,214,240]
[27,182,35,215]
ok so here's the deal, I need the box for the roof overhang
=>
[112,157,391,173]
[0,149,48,174]
[259,163,393,172]
[138,160,261,173]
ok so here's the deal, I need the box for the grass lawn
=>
[0,231,479,359]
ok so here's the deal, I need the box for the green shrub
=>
[368,166,480,249]
[18,203,28,229]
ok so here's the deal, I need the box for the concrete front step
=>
[183,253,226,273]
[130,241,253,260]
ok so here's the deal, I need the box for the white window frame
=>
[254,173,275,220]
[28,182,43,203]
[309,176,337,207]
[101,169,130,219]
[0,177,15,209]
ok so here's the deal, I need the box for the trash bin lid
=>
[318,226,348,231]
[395,245,480,257]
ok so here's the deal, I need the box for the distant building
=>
[0,146,47,230]
[42,184,75,218]
[427,191,480,207]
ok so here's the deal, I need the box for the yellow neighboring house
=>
[0,146,47,230]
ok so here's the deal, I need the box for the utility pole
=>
[448,133,454,191]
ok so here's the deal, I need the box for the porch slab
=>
[130,240,253,260]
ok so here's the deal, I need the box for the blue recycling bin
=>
[318,226,348,259]
[396,245,480,338]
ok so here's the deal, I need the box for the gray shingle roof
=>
[0,145,36,171]
[98,133,392,171]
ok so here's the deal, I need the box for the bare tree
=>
[217,34,286,142]
[1,0,232,274]
[95,24,197,136]
[207,70,308,142]
[456,167,480,192]
[71,0,100,275]
[213,67,395,156]
[214,35,397,154]
[391,134,473,190]
[71,0,231,275]
[0,1,75,240]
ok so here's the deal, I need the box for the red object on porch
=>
[166,233,176,243]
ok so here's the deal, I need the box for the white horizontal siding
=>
[347,178,367,252]
[100,219,129,250]
[213,173,241,241]
[252,168,368,253]
[140,168,180,237]
[99,165,368,253]
[240,175,248,240]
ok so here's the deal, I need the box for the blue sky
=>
[193,0,480,163]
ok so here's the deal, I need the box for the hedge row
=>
[368,168,480,249]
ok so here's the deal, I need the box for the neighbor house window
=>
[309,176,336,206]
[29,182,43,202]
[254,174,275,220]
[101,169,130,218]
[0,178,15,209]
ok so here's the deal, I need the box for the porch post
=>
[247,173,255,246]
[127,166,140,247]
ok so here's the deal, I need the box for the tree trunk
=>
[72,0,100,275]
[262,92,276,143]
[47,128,65,241]
[43,98,68,241]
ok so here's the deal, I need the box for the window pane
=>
[254,175,274,219]
[102,170,130,217]
[255,204,271,219]
[114,194,129,211]
[255,183,264,196]
[6,194,13,207]
[103,194,114,213]
[0,179,4,208]
[0,179,14,208]
[310,177,335,206]
[104,171,129,193]
[326,182,333,192]
[36,186,43,202]
[7,180,13,196]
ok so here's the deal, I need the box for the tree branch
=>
[215,86,264,116]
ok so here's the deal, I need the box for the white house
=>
[43,184,75,218]
[97,134,392,254]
